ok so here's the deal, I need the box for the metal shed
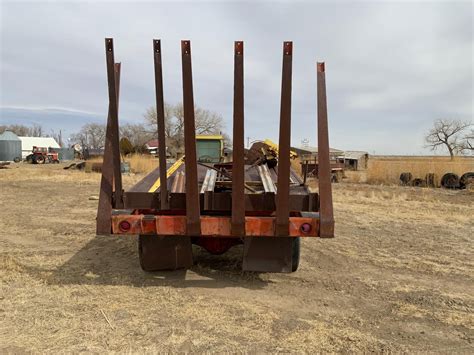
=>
[0,131,22,162]
[344,151,369,170]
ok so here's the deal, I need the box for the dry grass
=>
[85,154,158,175]
[0,163,144,188]
[366,156,474,185]
[344,170,367,183]
[124,154,158,174]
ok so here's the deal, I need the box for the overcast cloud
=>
[1,0,472,154]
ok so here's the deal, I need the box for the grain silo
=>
[0,131,22,162]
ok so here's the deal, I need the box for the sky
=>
[0,0,472,154]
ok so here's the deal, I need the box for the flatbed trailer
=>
[96,38,334,273]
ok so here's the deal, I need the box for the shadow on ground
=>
[46,236,269,290]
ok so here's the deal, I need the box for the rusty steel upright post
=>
[153,39,169,210]
[97,38,121,234]
[112,63,123,208]
[275,41,293,236]
[317,62,335,238]
[231,41,245,237]
[181,40,201,236]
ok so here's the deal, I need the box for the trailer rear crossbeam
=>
[112,214,319,237]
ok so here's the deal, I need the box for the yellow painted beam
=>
[148,156,185,193]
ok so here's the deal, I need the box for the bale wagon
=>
[96,38,334,272]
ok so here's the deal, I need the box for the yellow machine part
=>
[263,139,298,159]
[148,156,185,193]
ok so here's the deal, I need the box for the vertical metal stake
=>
[275,41,293,236]
[231,41,245,236]
[97,38,120,235]
[181,40,201,235]
[153,39,169,210]
[317,62,335,238]
[112,63,122,208]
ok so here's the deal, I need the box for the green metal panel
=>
[55,148,75,161]
[196,139,221,163]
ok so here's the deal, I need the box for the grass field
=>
[1,163,473,352]
[366,156,474,185]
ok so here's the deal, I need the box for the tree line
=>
[2,112,471,159]
[0,123,64,146]
[70,103,228,157]
[1,103,228,158]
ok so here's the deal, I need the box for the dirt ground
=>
[1,164,473,353]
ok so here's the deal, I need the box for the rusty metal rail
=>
[276,41,293,236]
[181,40,201,236]
[97,38,122,234]
[231,41,245,237]
[317,62,335,238]
[153,39,169,210]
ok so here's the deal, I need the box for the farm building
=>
[293,146,369,173]
[294,146,345,177]
[18,136,61,159]
[344,151,369,170]
[145,139,159,155]
[145,139,170,157]
[0,131,22,162]
[293,146,345,161]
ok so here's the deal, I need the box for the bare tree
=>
[425,119,472,159]
[45,129,64,147]
[144,102,225,157]
[0,123,43,137]
[70,123,106,149]
[120,123,154,149]
[143,103,175,140]
[29,124,43,137]
[194,107,225,135]
[460,128,474,155]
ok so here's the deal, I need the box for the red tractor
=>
[27,146,60,164]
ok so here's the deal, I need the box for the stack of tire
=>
[441,172,474,190]
[400,171,474,190]
[399,173,437,188]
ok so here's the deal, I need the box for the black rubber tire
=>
[411,178,425,187]
[399,172,412,186]
[138,234,193,271]
[441,173,460,189]
[13,157,21,163]
[459,172,474,189]
[53,160,60,164]
[35,155,45,164]
[138,235,158,271]
[425,173,436,188]
[292,237,300,272]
